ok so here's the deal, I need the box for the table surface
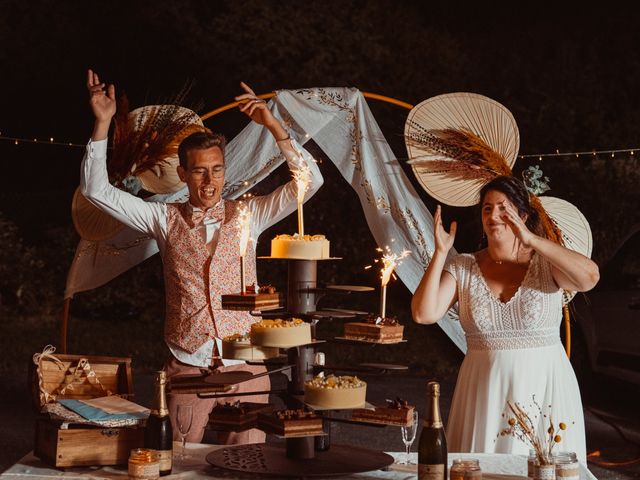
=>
[1,443,597,480]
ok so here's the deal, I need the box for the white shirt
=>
[81,137,323,367]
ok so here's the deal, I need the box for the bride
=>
[411,175,599,462]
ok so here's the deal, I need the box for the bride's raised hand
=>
[434,205,457,255]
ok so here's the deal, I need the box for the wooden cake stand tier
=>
[206,443,394,477]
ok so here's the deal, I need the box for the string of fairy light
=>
[0,133,639,159]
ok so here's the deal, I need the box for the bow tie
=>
[189,201,225,228]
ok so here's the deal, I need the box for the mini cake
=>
[343,315,404,343]
[304,374,367,409]
[221,284,283,311]
[208,401,273,430]
[257,409,324,436]
[221,333,280,361]
[250,318,312,348]
[271,234,330,259]
[352,397,415,426]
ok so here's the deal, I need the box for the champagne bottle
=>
[144,371,173,476]
[418,381,447,480]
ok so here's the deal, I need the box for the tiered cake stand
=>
[174,255,408,477]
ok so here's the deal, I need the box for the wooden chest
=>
[30,353,145,467]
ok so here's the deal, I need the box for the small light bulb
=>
[50,137,54,142]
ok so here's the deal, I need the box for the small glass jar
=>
[527,449,537,478]
[450,458,482,480]
[128,448,160,480]
[554,452,579,480]
[533,458,556,480]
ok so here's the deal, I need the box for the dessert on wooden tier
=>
[270,234,330,260]
[221,333,280,361]
[250,318,312,348]
[257,409,323,437]
[208,401,273,430]
[343,315,404,343]
[304,374,367,409]
[221,284,283,311]
[352,397,415,426]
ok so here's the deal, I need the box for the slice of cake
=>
[221,284,283,311]
[221,333,280,361]
[257,409,324,436]
[271,234,330,259]
[303,374,366,409]
[250,318,312,348]
[343,315,404,343]
[208,401,273,430]
[352,397,415,426]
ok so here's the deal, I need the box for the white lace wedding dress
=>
[444,252,587,462]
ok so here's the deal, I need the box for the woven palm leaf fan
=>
[72,104,205,241]
[128,105,204,194]
[539,196,593,304]
[405,92,520,206]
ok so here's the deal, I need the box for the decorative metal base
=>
[206,443,394,477]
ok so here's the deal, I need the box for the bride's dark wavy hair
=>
[477,176,545,247]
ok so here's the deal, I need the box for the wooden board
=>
[206,443,394,477]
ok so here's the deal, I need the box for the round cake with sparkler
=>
[270,234,330,259]
[249,318,312,348]
[304,374,367,409]
[221,333,280,361]
[270,158,331,260]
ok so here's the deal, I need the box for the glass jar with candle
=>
[554,452,579,480]
[450,458,482,480]
[128,448,160,480]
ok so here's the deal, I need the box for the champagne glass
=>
[399,410,419,465]
[176,404,193,460]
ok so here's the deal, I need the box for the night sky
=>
[1,0,639,258]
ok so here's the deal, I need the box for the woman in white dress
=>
[411,175,600,462]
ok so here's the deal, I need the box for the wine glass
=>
[399,410,419,465]
[176,404,193,460]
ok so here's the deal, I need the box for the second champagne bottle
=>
[417,381,448,480]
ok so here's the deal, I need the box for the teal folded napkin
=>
[58,396,150,421]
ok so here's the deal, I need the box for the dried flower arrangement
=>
[500,396,568,465]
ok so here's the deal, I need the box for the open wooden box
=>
[30,353,145,468]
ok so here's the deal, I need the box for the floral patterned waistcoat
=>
[163,200,258,353]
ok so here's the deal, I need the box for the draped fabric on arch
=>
[65,88,466,352]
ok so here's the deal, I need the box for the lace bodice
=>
[445,253,563,351]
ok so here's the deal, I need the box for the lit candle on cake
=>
[292,163,311,238]
[377,247,410,318]
[238,203,251,294]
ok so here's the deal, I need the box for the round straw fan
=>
[405,92,520,206]
[72,187,125,241]
[539,196,593,303]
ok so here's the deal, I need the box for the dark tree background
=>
[1,0,639,373]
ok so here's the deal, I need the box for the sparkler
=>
[374,246,410,317]
[238,203,251,294]
[292,162,311,238]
